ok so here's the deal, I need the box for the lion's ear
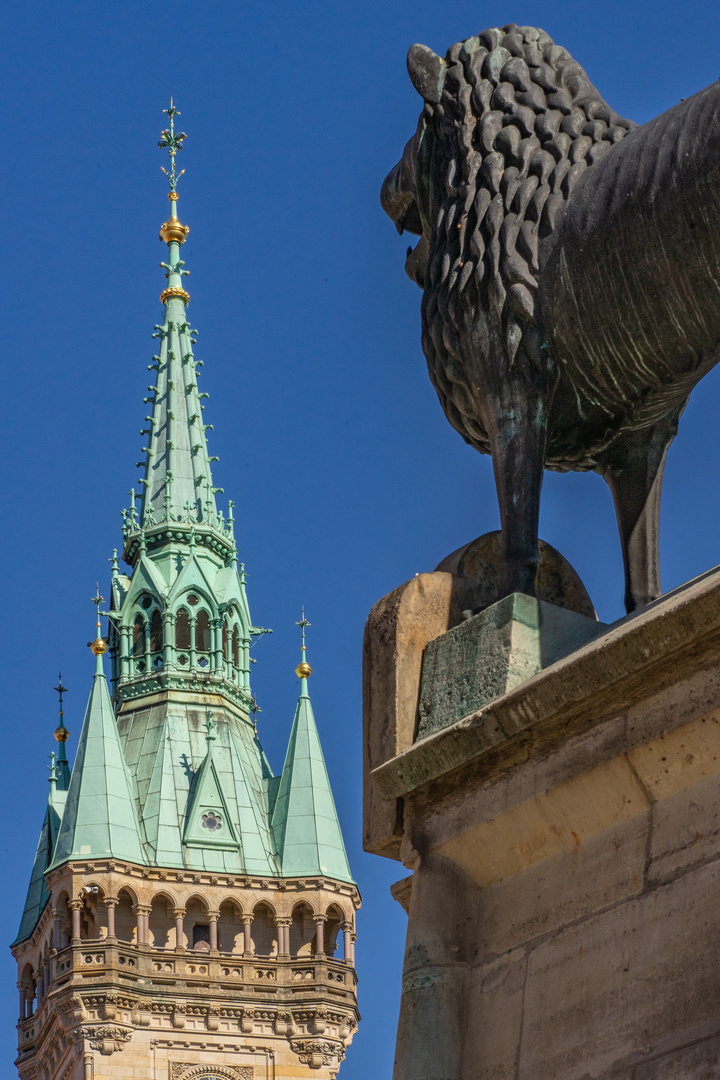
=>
[407,44,446,104]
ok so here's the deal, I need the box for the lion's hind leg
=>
[598,417,680,614]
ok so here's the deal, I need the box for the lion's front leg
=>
[486,387,549,601]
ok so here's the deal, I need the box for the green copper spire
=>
[48,605,146,870]
[13,703,72,944]
[122,100,228,550]
[271,614,353,882]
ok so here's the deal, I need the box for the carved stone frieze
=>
[169,1065,253,1080]
[291,1037,345,1067]
[71,1024,133,1054]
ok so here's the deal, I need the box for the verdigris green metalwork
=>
[12,709,70,945]
[158,98,186,191]
[14,105,352,944]
[271,616,353,883]
[48,639,146,870]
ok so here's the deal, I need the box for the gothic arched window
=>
[149,609,163,653]
[132,614,145,657]
[176,609,191,651]
[222,621,230,660]
[195,610,211,653]
[232,626,240,669]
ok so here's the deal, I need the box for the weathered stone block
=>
[362,573,452,858]
[519,860,720,1079]
[476,812,648,959]
[460,949,526,1080]
[418,594,604,738]
[434,755,649,886]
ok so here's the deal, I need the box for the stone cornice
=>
[372,564,720,802]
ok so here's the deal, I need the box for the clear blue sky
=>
[4,1,720,1075]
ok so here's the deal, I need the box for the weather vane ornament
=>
[158,98,187,191]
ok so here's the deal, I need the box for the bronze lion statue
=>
[382,23,720,612]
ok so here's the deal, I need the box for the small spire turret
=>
[52,673,71,789]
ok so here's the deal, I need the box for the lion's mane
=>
[421,23,634,455]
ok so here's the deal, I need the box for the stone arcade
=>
[12,104,359,1080]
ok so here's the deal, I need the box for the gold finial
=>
[90,584,107,655]
[159,219,190,245]
[295,607,313,679]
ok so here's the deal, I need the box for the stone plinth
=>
[418,593,603,738]
[364,563,720,1080]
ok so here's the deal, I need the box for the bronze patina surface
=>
[382,24,720,612]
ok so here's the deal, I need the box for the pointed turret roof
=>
[13,748,68,945]
[271,614,353,882]
[49,608,146,869]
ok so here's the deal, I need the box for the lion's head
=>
[381,24,634,452]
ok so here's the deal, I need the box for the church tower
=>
[12,103,359,1080]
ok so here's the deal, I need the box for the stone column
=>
[276,917,291,958]
[52,909,62,951]
[242,637,250,688]
[174,908,186,951]
[119,623,130,679]
[189,616,196,670]
[104,898,117,940]
[211,617,223,673]
[242,914,254,957]
[393,852,475,1080]
[163,611,175,669]
[134,905,151,946]
[209,910,219,953]
[83,1051,93,1080]
[342,922,354,964]
[69,900,83,944]
[313,915,326,958]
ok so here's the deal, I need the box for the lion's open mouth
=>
[381,161,427,288]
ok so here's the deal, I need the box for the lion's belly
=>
[538,82,720,465]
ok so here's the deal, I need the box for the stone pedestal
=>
[418,593,603,738]
[364,562,720,1080]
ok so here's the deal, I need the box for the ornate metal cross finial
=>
[53,673,68,722]
[295,607,311,653]
[159,98,187,191]
[92,584,105,637]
